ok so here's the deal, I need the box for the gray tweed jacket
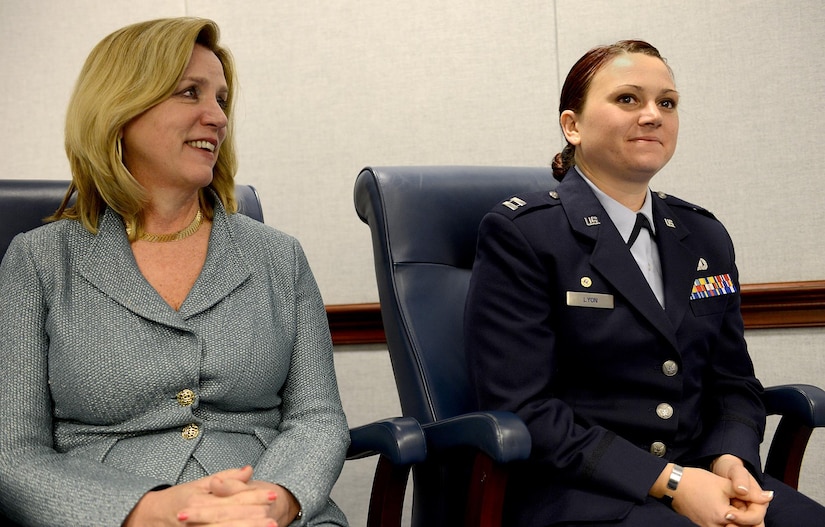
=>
[0,200,349,527]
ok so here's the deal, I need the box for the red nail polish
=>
[177,511,189,521]
[267,491,278,501]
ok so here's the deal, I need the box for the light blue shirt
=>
[575,167,665,308]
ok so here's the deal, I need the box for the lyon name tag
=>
[566,291,614,309]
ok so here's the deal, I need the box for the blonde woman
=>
[0,18,349,526]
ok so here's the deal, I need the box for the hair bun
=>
[552,152,565,178]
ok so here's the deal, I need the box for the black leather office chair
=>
[354,165,825,526]
[0,178,426,527]
[0,180,266,260]
[355,166,543,527]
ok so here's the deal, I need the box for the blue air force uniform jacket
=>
[464,169,765,526]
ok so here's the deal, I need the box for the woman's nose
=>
[202,98,228,128]
[639,101,662,126]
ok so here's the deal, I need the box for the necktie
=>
[627,213,653,247]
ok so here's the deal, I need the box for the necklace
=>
[132,210,204,243]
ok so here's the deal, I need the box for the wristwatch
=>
[661,464,683,507]
[667,464,684,492]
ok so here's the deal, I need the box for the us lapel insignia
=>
[690,274,736,300]
[697,258,708,271]
[664,218,676,228]
[584,216,600,226]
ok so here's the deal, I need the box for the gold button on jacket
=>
[176,389,196,407]
[181,424,200,440]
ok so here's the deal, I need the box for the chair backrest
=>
[354,166,557,424]
[0,180,264,263]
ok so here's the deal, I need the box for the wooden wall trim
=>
[739,280,825,330]
[326,303,385,345]
[327,280,825,345]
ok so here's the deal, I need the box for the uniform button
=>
[662,360,679,377]
[656,403,674,420]
[650,441,667,457]
[176,388,196,407]
[182,423,200,440]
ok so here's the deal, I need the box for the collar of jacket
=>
[555,172,700,349]
[77,196,252,329]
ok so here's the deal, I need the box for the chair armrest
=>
[347,417,427,465]
[762,384,825,488]
[416,412,530,526]
[346,418,425,527]
[762,384,825,427]
[421,411,531,463]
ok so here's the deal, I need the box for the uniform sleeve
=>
[0,235,163,526]
[464,212,667,502]
[251,237,350,521]
[686,235,765,477]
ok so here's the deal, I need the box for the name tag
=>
[566,291,614,309]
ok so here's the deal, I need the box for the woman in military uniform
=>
[464,40,824,526]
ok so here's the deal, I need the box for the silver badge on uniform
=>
[584,216,600,226]
[502,197,527,211]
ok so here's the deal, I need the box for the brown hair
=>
[552,40,669,181]
[55,17,238,237]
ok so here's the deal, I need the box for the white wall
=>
[555,1,825,288]
[2,1,823,524]
[7,1,823,302]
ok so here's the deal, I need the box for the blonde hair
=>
[55,17,238,237]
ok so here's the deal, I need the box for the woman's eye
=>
[617,95,636,104]
[217,97,229,110]
[660,99,677,109]
[179,87,198,99]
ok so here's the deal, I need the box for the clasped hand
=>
[124,465,300,527]
[672,455,773,527]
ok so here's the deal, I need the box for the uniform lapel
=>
[559,175,678,349]
[651,195,698,332]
